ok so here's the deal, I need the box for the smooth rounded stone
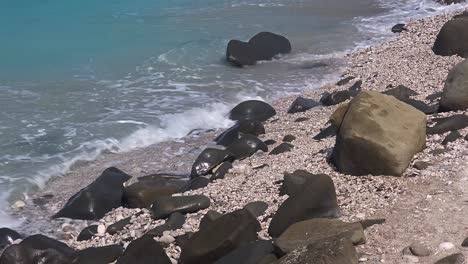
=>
[187,176,211,191]
[287,97,320,114]
[282,134,296,143]
[348,80,363,97]
[312,125,337,141]
[264,139,277,145]
[225,134,268,160]
[159,235,175,244]
[409,242,431,257]
[123,180,182,208]
[229,100,276,122]
[336,76,355,86]
[433,15,468,58]
[320,90,351,106]
[215,120,265,147]
[146,212,185,237]
[243,201,268,218]
[150,195,211,220]
[294,117,309,122]
[0,234,75,264]
[439,242,455,251]
[442,130,462,145]
[53,167,132,220]
[248,32,292,60]
[332,91,426,176]
[275,218,365,254]
[213,240,274,264]
[97,224,106,235]
[269,143,293,155]
[462,237,468,247]
[428,115,468,134]
[77,225,99,241]
[0,228,22,248]
[71,244,123,264]
[116,235,171,264]
[382,85,418,100]
[190,148,233,179]
[392,23,407,33]
[358,218,386,229]
[107,216,132,235]
[440,59,468,111]
[269,174,339,238]
[279,170,318,196]
[402,255,420,263]
[278,235,358,264]
[179,209,261,264]
[413,161,431,170]
[226,40,257,66]
[199,210,223,231]
[434,253,465,264]
[210,161,233,181]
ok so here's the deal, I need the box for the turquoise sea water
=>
[0,0,466,226]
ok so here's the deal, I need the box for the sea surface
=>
[0,0,467,227]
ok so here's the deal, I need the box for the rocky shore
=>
[1,6,468,264]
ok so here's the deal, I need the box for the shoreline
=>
[5,6,468,264]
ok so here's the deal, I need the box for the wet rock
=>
[269,174,339,238]
[211,161,233,181]
[107,216,132,235]
[53,167,131,220]
[0,228,22,249]
[312,125,336,140]
[275,218,365,254]
[294,117,309,122]
[427,115,468,134]
[77,225,99,241]
[382,85,418,100]
[150,195,210,220]
[282,134,296,143]
[226,40,257,66]
[413,161,431,170]
[433,15,468,58]
[336,76,354,86]
[71,245,123,264]
[244,201,268,218]
[191,148,233,179]
[116,235,171,264]
[229,100,276,122]
[440,59,468,111]
[215,120,265,147]
[213,240,274,264]
[332,91,426,176]
[287,97,320,114]
[269,143,293,155]
[187,176,211,190]
[442,130,462,145]
[278,236,358,264]
[409,242,431,257]
[146,212,185,237]
[225,134,268,160]
[392,23,407,33]
[320,90,351,106]
[0,234,75,264]
[199,210,223,231]
[434,253,465,264]
[179,209,261,264]
[123,180,181,208]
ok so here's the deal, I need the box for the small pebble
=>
[97,225,106,235]
[438,242,455,251]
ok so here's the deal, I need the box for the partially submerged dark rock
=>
[229,100,276,122]
[269,143,293,155]
[391,23,407,33]
[116,235,171,264]
[287,97,320,114]
[150,195,210,220]
[427,115,468,134]
[191,148,233,179]
[225,134,268,160]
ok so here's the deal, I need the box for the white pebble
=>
[402,255,419,263]
[438,242,455,251]
[97,225,106,234]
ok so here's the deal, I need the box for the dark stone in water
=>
[191,148,233,179]
[107,216,132,235]
[320,90,351,106]
[442,130,462,145]
[0,228,22,248]
[116,235,171,264]
[294,117,309,122]
[71,244,123,264]
[282,134,296,143]
[383,85,418,100]
[187,176,211,190]
[225,134,268,160]
[77,225,98,241]
[312,125,336,140]
[391,23,407,33]
[427,115,468,134]
[123,180,182,208]
[199,210,223,231]
[179,209,261,264]
[229,100,276,122]
[146,212,185,237]
[53,167,131,220]
[287,97,320,114]
[226,40,257,66]
[213,240,274,264]
[150,195,211,220]
[336,76,354,86]
[269,143,293,155]
[215,120,265,147]
[0,234,75,264]
[263,139,276,145]
[211,161,233,181]
[244,201,268,218]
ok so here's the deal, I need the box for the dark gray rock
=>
[264,139,277,145]
[116,235,171,264]
[53,167,131,220]
[440,59,468,111]
[225,134,268,160]
[427,115,468,134]
[269,174,339,237]
[269,143,293,155]
[71,245,123,264]
[287,97,320,114]
[279,170,318,197]
[391,23,407,33]
[229,100,276,122]
[402,98,438,114]
[430,148,449,155]
[294,117,309,122]
[282,134,296,143]
[215,120,265,147]
[244,201,268,218]
[320,90,351,106]
[336,76,354,86]
[77,225,98,241]
[123,180,182,208]
[348,80,362,97]
[433,14,468,58]
[191,148,233,179]
[213,240,274,264]
[434,253,465,264]
[226,40,257,66]
[0,228,22,248]
[175,232,194,250]
[210,161,233,181]
[199,210,223,231]
[359,218,386,229]
[187,176,211,190]
[383,85,418,100]
[248,32,292,61]
[179,209,261,264]
[151,195,211,219]
[408,242,431,257]
[146,212,185,237]
[413,161,431,170]
[442,130,462,145]
[427,91,443,101]
[312,125,336,140]
[107,216,132,235]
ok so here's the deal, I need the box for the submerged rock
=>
[0,228,22,249]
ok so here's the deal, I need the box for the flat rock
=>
[77,225,98,241]
[442,130,462,145]
[225,134,268,160]
[427,115,468,134]
[269,143,293,155]
[71,245,123,264]
[150,195,210,219]
[287,97,320,114]
[243,201,268,218]
[213,240,274,264]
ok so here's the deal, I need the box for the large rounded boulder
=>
[190,148,233,179]
[433,15,468,58]
[440,59,468,111]
[229,100,276,122]
[332,91,426,176]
